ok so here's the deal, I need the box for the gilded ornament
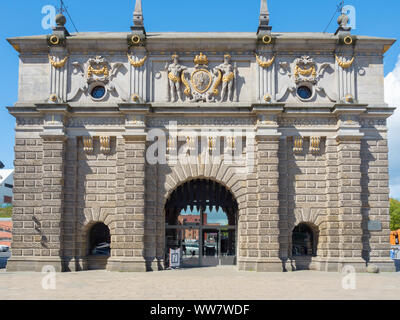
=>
[132,93,140,102]
[293,137,303,154]
[262,35,272,44]
[345,94,354,103]
[48,54,69,69]
[212,69,222,95]
[49,35,60,45]
[181,72,191,97]
[294,65,316,78]
[344,36,353,45]
[194,52,209,66]
[310,137,321,153]
[168,72,181,83]
[255,54,276,68]
[49,94,59,102]
[223,72,235,83]
[131,35,141,44]
[335,55,355,69]
[263,94,272,102]
[83,137,94,154]
[100,136,111,154]
[127,53,148,68]
[87,65,109,77]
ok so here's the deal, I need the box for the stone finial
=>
[49,11,69,45]
[259,0,270,26]
[55,13,67,27]
[335,9,351,35]
[133,0,144,26]
[257,0,272,35]
[131,0,146,36]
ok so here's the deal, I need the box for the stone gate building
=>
[6,1,396,272]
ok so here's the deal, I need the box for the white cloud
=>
[385,55,400,199]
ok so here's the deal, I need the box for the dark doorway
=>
[165,179,238,268]
[89,223,111,256]
[292,223,318,257]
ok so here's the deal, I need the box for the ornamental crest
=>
[68,55,128,102]
[165,53,238,103]
[191,68,212,94]
[277,55,336,102]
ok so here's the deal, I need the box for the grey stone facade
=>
[5,2,396,272]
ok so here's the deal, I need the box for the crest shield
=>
[191,69,212,94]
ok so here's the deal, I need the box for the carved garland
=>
[255,54,276,68]
[127,53,148,68]
[294,65,316,78]
[87,65,109,77]
[335,55,355,69]
[48,54,69,69]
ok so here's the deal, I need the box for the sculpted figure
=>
[165,54,186,102]
[215,54,236,102]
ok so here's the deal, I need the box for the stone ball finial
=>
[55,13,67,27]
[337,13,349,28]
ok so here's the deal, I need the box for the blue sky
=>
[0,0,399,197]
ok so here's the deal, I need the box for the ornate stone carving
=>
[278,117,337,127]
[83,137,94,154]
[293,137,303,154]
[67,117,125,127]
[126,114,145,126]
[310,137,321,153]
[68,55,126,102]
[165,54,187,102]
[335,55,355,69]
[16,117,44,126]
[208,136,216,152]
[255,53,275,68]
[214,54,238,102]
[100,136,111,154]
[165,53,238,103]
[146,117,255,127]
[48,54,69,69]
[277,56,335,102]
[127,53,148,68]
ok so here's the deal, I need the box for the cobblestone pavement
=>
[0,267,399,300]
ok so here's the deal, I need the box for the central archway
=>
[164,179,238,268]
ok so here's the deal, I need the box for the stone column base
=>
[238,258,284,272]
[6,256,63,272]
[106,257,147,272]
[318,258,368,272]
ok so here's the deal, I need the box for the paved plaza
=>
[0,267,399,300]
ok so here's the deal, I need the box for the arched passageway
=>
[165,179,238,268]
[292,222,318,257]
[86,222,111,270]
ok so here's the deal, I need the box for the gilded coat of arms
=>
[165,52,238,103]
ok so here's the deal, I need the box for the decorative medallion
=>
[191,69,213,94]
